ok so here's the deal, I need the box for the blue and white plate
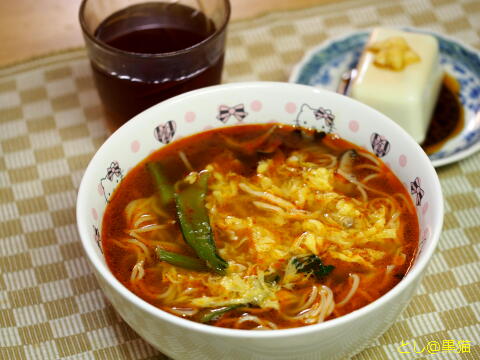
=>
[290,29,480,167]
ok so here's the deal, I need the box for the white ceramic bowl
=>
[76,82,443,360]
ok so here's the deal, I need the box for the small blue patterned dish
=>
[290,29,480,167]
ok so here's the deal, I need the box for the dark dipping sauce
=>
[339,72,464,154]
[92,2,223,129]
[421,74,464,154]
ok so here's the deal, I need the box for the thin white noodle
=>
[169,307,198,316]
[307,286,334,323]
[390,211,400,222]
[355,183,368,202]
[150,199,170,218]
[300,286,319,312]
[338,168,390,198]
[290,285,319,314]
[125,198,153,225]
[233,236,249,249]
[229,262,247,272]
[228,230,240,241]
[124,199,138,224]
[130,260,145,282]
[133,213,155,229]
[307,153,338,169]
[164,270,183,284]
[127,238,150,258]
[358,151,380,166]
[179,151,194,172]
[291,232,307,251]
[362,173,381,183]
[236,315,264,326]
[318,286,334,322]
[128,231,147,242]
[397,252,407,265]
[130,223,172,234]
[336,168,355,182]
[355,164,381,172]
[325,286,335,316]
[131,264,139,281]
[336,273,360,307]
[255,320,278,330]
[386,265,395,275]
[281,285,335,324]
[284,209,316,220]
[393,193,415,214]
[111,238,134,250]
[387,211,400,227]
[254,324,278,330]
[306,290,324,321]
[239,183,295,210]
[321,154,338,168]
[252,201,284,213]
[156,284,178,300]
[114,238,145,260]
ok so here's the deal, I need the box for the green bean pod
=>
[155,248,208,272]
[174,172,228,275]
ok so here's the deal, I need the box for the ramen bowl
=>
[77,82,443,360]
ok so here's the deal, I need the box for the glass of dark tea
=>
[79,0,231,131]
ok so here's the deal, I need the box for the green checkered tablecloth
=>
[1,0,479,358]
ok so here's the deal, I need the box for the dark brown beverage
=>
[90,2,225,130]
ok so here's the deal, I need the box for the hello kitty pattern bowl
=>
[76,82,443,360]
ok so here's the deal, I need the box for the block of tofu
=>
[350,28,443,143]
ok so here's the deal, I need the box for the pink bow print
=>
[217,104,248,123]
[370,133,391,157]
[372,134,387,147]
[106,161,121,181]
[410,177,424,206]
[314,107,335,127]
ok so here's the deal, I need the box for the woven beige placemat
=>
[1,0,479,359]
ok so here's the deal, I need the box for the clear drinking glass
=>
[79,0,230,131]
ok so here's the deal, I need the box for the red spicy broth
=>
[102,124,419,329]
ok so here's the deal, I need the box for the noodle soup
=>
[102,124,419,329]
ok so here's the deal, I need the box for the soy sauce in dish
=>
[420,74,464,154]
[338,72,463,154]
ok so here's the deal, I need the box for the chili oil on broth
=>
[101,124,419,330]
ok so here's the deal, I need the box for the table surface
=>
[0,0,334,68]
